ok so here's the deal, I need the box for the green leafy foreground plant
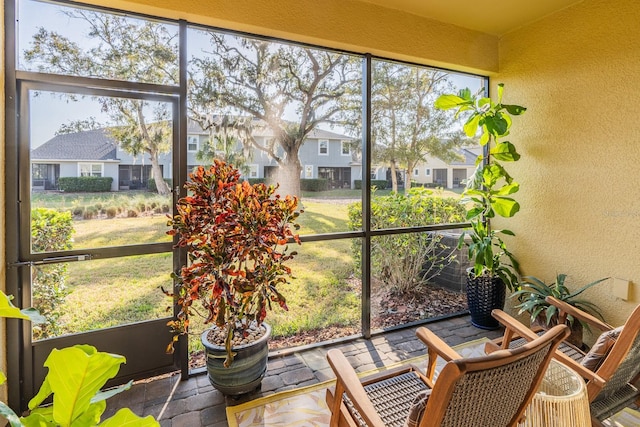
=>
[0,291,158,427]
[435,84,526,291]
[512,273,608,327]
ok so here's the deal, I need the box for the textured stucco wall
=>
[77,0,499,74]
[496,0,640,328]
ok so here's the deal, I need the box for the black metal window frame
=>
[4,0,488,406]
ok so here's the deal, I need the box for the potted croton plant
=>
[435,84,526,329]
[164,159,302,395]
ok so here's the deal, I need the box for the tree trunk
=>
[404,167,412,195]
[390,163,398,193]
[273,156,302,198]
[150,153,171,195]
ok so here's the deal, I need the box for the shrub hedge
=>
[31,208,74,339]
[354,179,388,190]
[301,178,329,192]
[58,177,113,192]
[347,187,465,293]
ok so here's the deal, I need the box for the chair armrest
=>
[546,296,612,332]
[326,349,386,427]
[415,326,462,380]
[492,309,541,345]
[492,309,606,388]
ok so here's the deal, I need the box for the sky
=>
[18,0,485,149]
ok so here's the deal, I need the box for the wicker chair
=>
[326,323,570,427]
[489,298,640,426]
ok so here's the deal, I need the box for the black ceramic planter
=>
[201,323,271,395]
[466,271,506,330]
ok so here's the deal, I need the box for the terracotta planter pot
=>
[532,314,584,349]
[201,323,271,395]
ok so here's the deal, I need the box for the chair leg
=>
[326,386,359,427]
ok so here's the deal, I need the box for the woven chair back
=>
[423,324,569,427]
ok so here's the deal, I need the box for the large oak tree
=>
[189,32,361,197]
[23,10,178,195]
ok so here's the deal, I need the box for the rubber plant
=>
[435,84,526,291]
[165,159,302,367]
[0,291,158,427]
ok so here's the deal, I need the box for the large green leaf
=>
[0,291,45,324]
[21,406,56,427]
[503,104,527,115]
[70,402,106,427]
[0,291,29,320]
[491,197,520,217]
[490,141,520,162]
[434,94,467,110]
[98,408,160,427]
[33,345,126,426]
[483,114,508,137]
[495,182,520,196]
[463,113,481,137]
[28,377,53,410]
[496,83,504,103]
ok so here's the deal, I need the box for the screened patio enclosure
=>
[4,0,487,410]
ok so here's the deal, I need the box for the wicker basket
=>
[466,271,506,330]
[519,359,591,426]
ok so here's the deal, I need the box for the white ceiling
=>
[354,0,584,36]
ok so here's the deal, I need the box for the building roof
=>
[186,117,352,140]
[447,147,480,166]
[31,129,118,161]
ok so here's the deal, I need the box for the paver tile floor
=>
[105,314,503,426]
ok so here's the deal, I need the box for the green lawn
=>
[40,191,362,356]
[32,188,463,358]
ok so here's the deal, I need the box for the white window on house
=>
[187,135,199,152]
[341,141,350,156]
[79,163,103,177]
[425,168,431,176]
[318,139,328,155]
[413,168,419,177]
[304,165,313,178]
[249,164,259,179]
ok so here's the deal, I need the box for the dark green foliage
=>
[354,179,388,190]
[435,84,526,291]
[147,178,172,192]
[300,179,329,192]
[512,274,608,327]
[31,208,74,339]
[247,178,267,185]
[58,177,113,192]
[348,188,465,293]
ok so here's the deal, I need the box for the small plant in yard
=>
[348,187,465,293]
[164,160,302,367]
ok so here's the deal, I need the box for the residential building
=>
[31,122,477,191]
